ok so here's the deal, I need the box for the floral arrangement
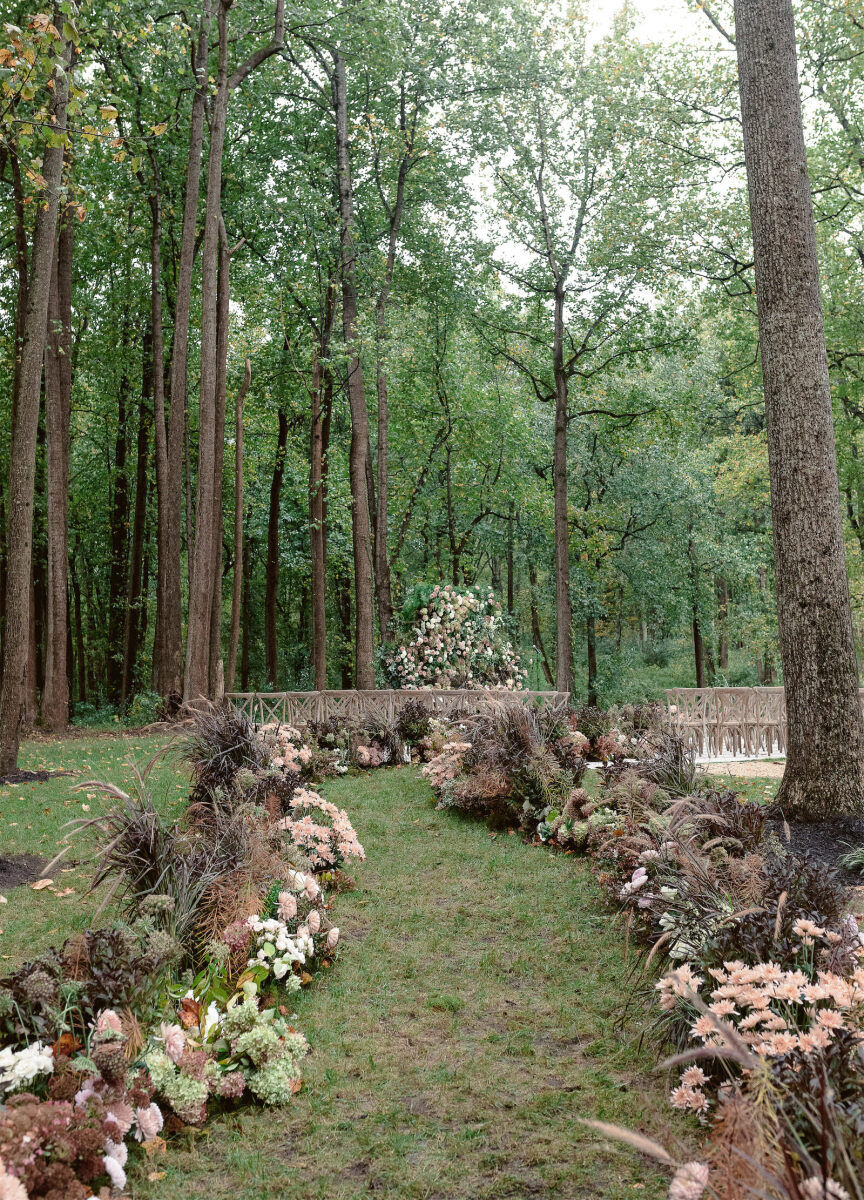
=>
[382,583,526,690]
[0,726,365,1198]
[259,722,314,773]
[277,789,365,870]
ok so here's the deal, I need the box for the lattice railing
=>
[225,688,570,727]
[665,686,792,757]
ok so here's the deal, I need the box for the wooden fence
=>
[665,687,790,757]
[225,688,570,727]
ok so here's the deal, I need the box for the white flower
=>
[102,1154,127,1190]
[0,1041,54,1092]
[202,1001,221,1038]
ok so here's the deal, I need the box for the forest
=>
[1,0,862,735]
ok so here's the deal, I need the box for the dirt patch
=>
[0,853,48,889]
[767,815,864,885]
[0,768,74,786]
[704,760,785,779]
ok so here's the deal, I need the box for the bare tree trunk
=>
[207,219,233,699]
[0,53,69,771]
[716,576,729,670]
[735,0,864,818]
[107,344,131,700]
[226,357,250,692]
[71,543,86,705]
[183,0,284,704]
[184,1,231,704]
[586,613,598,706]
[265,407,288,686]
[120,348,151,706]
[552,282,572,693]
[507,502,515,615]
[309,352,328,690]
[155,2,212,702]
[529,563,555,688]
[332,51,375,689]
[43,206,73,731]
[693,612,706,690]
[240,524,253,690]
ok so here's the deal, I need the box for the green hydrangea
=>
[221,997,264,1039]
[163,1070,209,1124]
[247,1055,301,1105]
[234,1024,281,1068]
[143,1047,175,1091]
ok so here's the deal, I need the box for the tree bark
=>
[735,0,864,818]
[265,407,288,686]
[586,613,598,706]
[184,0,231,704]
[529,563,555,687]
[332,50,376,689]
[120,346,151,706]
[716,576,729,670]
[693,612,706,690]
[552,282,573,693]
[226,357,250,692]
[309,352,329,690]
[43,205,73,731]
[0,52,69,771]
[154,1,212,702]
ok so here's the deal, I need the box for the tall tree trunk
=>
[184,0,231,704]
[240,524,253,691]
[107,345,131,701]
[716,576,729,670]
[529,563,555,687]
[71,539,86,704]
[309,352,329,690]
[552,282,572,693]
[226,357,250,692]
[0,53,69,772]
[121,347,151,707]
[155,2,212,702]
[43,206,73,731]
[735,0,864,818]
[183,0,284,703]
[507,502,515,615]
[692,611,706,690]
[586,613,598,707]
[207,218,233,699]
[332,51,375,689]
[265,407,288,686]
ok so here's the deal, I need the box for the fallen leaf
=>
[31,878,53,891]
[0,895,6,905]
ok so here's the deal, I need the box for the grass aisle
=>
[134,766,672,1200]
[2,741,676,1199]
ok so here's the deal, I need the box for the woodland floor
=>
[0,737,776,1198]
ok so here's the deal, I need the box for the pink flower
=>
[278,892,297,922]
[668,1162,710,1200]
[106,1099,134,1137]
[308,910,321,934]
[327,928,340,950]
[160,1022,186,1063]
[135,1102,164,1142]
[305,877,319,901]
[0,1161,28,1200]
[95,1008,123,1035]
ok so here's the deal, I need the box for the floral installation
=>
[382,583,526,690]
[277,789,365,870]
[0,720,364,1197]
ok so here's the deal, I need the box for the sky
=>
[587,0,708,46]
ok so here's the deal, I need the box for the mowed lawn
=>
[0,736,698,1199]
